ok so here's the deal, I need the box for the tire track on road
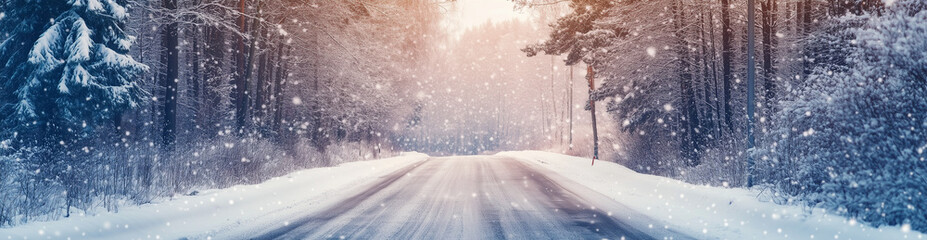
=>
[251,160,427,240]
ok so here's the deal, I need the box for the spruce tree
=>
[0,0,148,148]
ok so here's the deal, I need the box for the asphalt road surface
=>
[251,156,691,240]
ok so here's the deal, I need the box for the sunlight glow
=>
[442,0,530,38]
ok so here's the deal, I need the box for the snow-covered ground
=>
[499,150,925,240]
[0,153,429,240]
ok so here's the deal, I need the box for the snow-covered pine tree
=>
[0,0,148,147]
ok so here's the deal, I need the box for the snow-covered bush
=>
[0,135,398,226]
[0,149,24,226]
[0,147,68,225]
[760,2,927,231]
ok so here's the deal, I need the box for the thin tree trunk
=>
[312,32,325,148]
[550,56,558,146]
[190,25,202,134]
[802,0,812,76]
[587,65,599,163]
[272,36,287,134]
[569,65,573,149]
[708,5,723,139]
[255,37,269,126]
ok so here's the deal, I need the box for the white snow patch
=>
[498,151,925,240]
[1,153,428,239]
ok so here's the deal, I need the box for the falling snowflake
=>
[646,47,657,57]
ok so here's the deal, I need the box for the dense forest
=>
[524,0,926,231]
[0,0,441,225]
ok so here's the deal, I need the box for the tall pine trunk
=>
[234,0,249,133]
[161,0,179,147]
[762,0,777,122]
[720,0,734,133]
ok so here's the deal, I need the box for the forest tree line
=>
[524,0,926,232]
[0,0,440,226]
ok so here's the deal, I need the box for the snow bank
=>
[499,151,925,240]
[0,152,428,240]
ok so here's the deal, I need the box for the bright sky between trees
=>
[441,0,531,38]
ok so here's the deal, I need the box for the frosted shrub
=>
[0,136,392,226]
[763,3,927,231]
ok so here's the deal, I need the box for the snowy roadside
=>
[499,151,925,240]
[0,152,429,240]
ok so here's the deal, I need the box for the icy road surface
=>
[250,156,690,240]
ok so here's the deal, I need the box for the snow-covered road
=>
[248,156,689,239]
[4,152,920,239]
